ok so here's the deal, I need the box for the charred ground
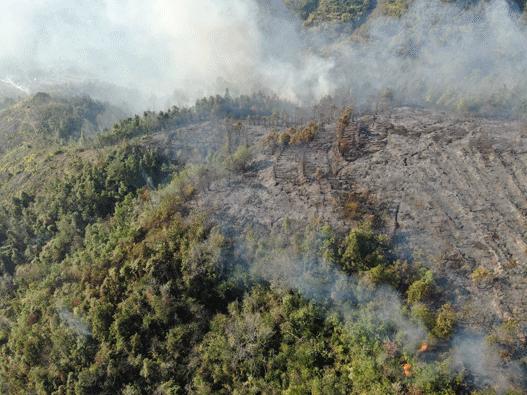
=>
[147,105,527,334]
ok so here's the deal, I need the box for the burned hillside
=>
[144,105,527,346]
[2,0,527,392]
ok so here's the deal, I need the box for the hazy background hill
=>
[0,93,125,153]
[284,0,526,23]
[1,0,526,113]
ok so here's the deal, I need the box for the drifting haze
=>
[244,231,523,391]
[338,0,527,116]
[0,0,333,108]
[0,0,526,114]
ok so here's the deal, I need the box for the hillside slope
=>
[284,0,526,25]
[0,94,525,393]
[0,93,124,154]
[144,107,527,333]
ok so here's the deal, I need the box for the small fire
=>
[403,363,412,377]
[418,342,429,353]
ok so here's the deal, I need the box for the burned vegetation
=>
[0,91,525,394]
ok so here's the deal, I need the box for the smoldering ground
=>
[57,308,91,337]
[1,0,526,117]
[235,227,525,392]
[156,123,527,391]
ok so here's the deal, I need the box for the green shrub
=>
[433,303,456,338]
[283,0,319,19]
[381,0,409,17]
[411,302,434,329]
[407,271,435,304]
[226,145,252,173]
[340,223,387,273]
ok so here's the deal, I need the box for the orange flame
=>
[403,363,412,377]
[418,342,429,353]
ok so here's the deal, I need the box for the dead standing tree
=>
[336,107,354,155]
[225,119,248,153]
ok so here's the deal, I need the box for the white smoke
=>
[336,0,527,116]
[0,0,334,107]
[58,308,91,337]
[0,0,525,112]
[225,209,525,393]
[452,333,524,392]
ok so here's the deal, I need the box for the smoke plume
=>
[1,0,525,116]
[246,233,524,392]
[336,0,527,116]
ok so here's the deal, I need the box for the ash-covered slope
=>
[335,108,527,331]
[147,107,527,338]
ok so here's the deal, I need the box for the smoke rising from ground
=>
[246,240,524,391]
[1,0,525,115]
[452,333,524,392]
[251,248,427,351]
[337,0,527,116]
[58,308,91,337]
[0,0,333,108]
